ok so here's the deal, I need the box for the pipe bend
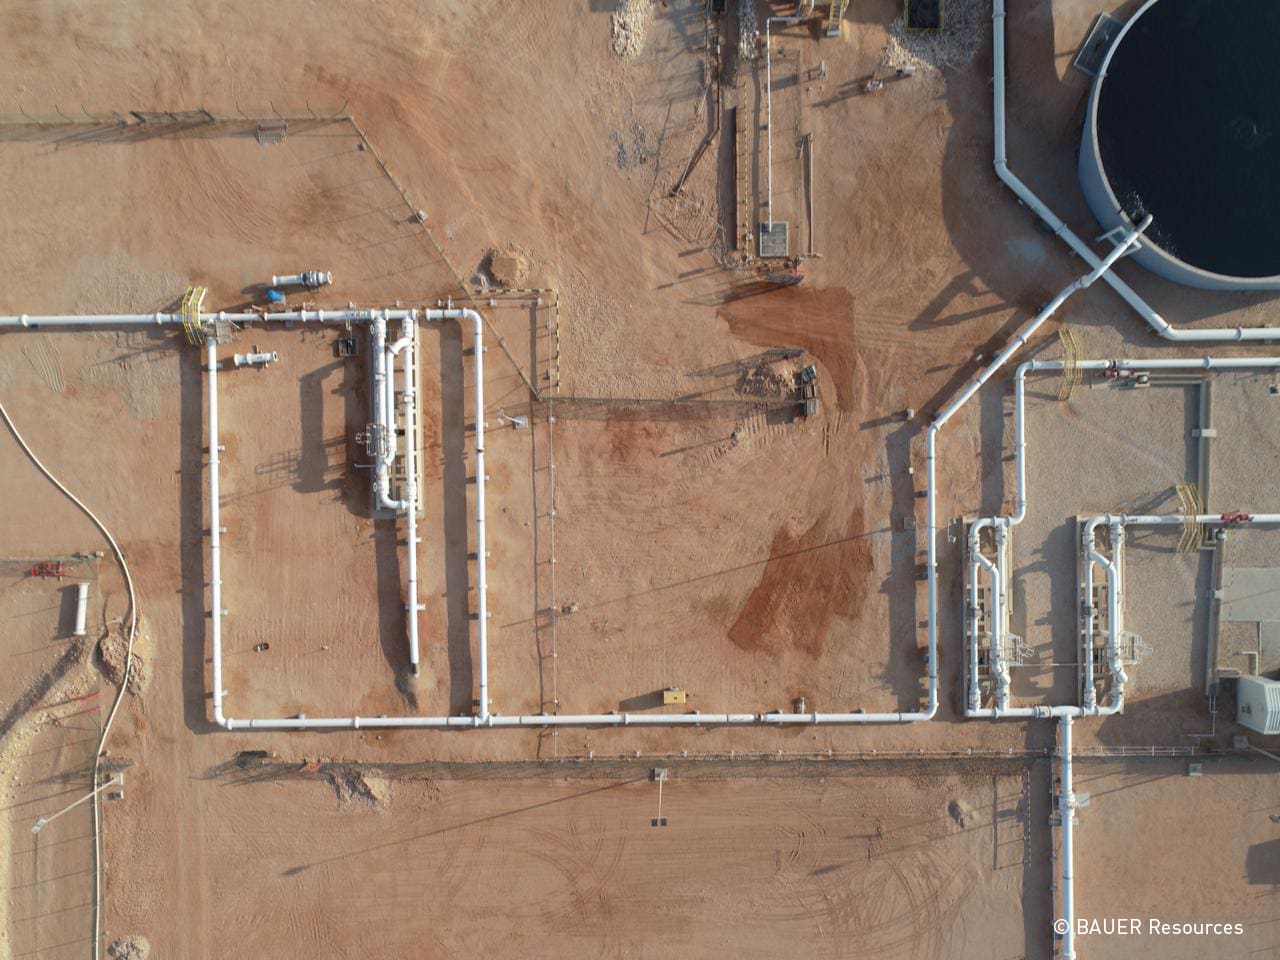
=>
[1014,358,1037,378]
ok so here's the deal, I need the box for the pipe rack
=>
[966,357,1280,722]
[764,15,803,229]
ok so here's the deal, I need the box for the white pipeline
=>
[208,339,226,727]
[0,307,415,329]
[396,321,422,674]
[1058,714,1077,960]
[992,0,1279,343]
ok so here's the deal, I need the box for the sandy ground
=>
[109,762,1049,959]
[1073,758,1280,959]
[0,0,1279,957]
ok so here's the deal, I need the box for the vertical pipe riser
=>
[472,311,489,720]
[207,340,225,725]
[1059,716,1076,960]
[402,320,421,672]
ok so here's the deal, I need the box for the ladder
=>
[1057,327,1081,401]
[181,285,207,345]
[826,0,849,36]
[1175,483,1203,554]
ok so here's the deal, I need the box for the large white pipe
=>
[0,308,416,329]
[1080,520,1098,712]
[221,710,930,730]
[1058,714,1076,960]
[383,346,397,469]
[1124,514,1280,525]
[398,320,422,674]
[73,581,90,637]
[992,0,1279,343]
[370,315,391,506]
[208,339,226,728]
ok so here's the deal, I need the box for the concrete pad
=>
[1221,568,1280,623]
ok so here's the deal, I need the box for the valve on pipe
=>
[270,270,332,290]
[232,351,280,368]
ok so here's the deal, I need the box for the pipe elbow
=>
[916,694,941,722]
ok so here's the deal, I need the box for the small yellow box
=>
[663,688,687,705]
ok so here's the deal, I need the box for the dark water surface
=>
[1098,0,1280,277]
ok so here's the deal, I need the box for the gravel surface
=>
[882,0,985,73]
[611,0,656,58]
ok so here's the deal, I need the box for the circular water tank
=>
[1079,0,1280,290]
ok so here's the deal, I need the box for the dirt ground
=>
[111,762,1051,959]
[1073,758,1280,959]
[1,0,1280,957]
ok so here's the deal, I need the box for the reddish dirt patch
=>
[718,286,858,411]
[605,418,663,462]
[728,509,870,658]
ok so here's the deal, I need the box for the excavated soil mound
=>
[324,767,392,809]
[96,619,151,695]
[107,936,151,960]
